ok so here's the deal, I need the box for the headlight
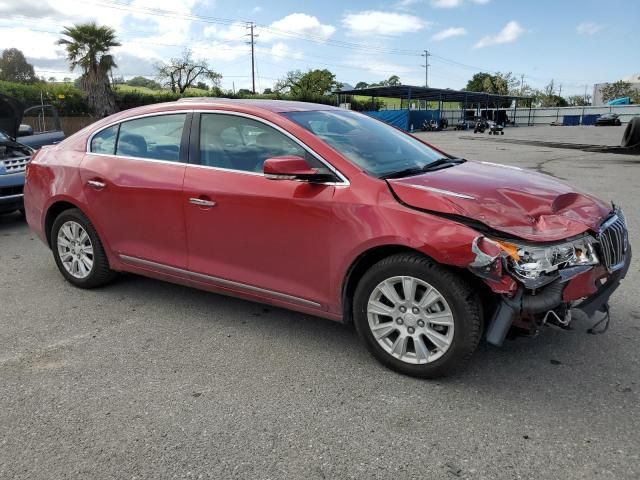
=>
[493,236,599,287]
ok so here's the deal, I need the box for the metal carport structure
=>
[335,85,533,130]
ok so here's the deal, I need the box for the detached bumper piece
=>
[487,245,631,347]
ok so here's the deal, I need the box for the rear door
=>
[182,112,342,308]
[80,112,191,268]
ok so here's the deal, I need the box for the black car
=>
[595,113,622,126]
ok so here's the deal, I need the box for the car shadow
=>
[99,272,636,397]
[0,211,26,231]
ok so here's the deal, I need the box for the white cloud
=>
[473,20,524,48]
[431,27,466,41]
[430,0,489,7]
[431,0,463,7]
[265,42,303,62]
[342,11,428,36]
[252,6,262,13]
[576,22,603,35]
[207,13,335,44]
[267,13,335,41]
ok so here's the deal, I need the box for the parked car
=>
[24,99,631,378]
[0,94,65,214]
[595,113,622,126]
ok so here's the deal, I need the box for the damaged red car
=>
[24,100,631,378]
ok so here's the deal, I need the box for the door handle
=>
[87,180,106,189]
[189,197,216,207]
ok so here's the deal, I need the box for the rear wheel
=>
[353,253,482,378]
[51,208,116,288]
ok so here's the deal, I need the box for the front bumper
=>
[486,244,632,346]
[0,172,25,213]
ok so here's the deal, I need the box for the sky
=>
[0,0,638,96]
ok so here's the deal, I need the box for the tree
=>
[274,69,340,100]
[48,76,56,82]
[465,72,518,95]
[538,79,568,107]
[126,76,161,90]
[567,94,591,106]
[386,75,401,86]
[600,80,634,102]
[263,88,273,94]
[195,81,209,91]
[0,48,37,83]
[58,22,120,116]
[155,49,222,94]
[355,81,369,89]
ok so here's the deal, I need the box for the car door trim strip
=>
[118,254,322,308]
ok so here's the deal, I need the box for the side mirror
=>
[263,155,336,183]
[18,124,33,137]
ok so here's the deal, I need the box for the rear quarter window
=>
[90,125,118,154]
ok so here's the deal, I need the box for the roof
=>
[175,97,340,113]
[336,85,531,103]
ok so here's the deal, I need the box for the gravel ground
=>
[1,132,639,479]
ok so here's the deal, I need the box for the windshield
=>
[283,110,448,178]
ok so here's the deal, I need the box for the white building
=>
[593,74,640,105]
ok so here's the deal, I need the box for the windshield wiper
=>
[422,157,466,171]
[380,158,466,179]
[380,167,425,180]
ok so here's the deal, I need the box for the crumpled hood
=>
[388,161,611,242]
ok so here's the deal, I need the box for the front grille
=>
[1,155,31,173]
[598,212,629,272]
[0,185,24,198]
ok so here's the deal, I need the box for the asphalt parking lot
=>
[1,126,639,479]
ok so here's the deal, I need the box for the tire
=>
[51,208,117,288]
[353,253,482,378]
[621,117,640,147]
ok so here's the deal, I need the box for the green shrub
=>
[0,80,89,116]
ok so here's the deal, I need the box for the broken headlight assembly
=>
[493,236,600,289]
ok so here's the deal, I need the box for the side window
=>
[115,114,186,162]
[91,125,118,154]
[199,113,326,173]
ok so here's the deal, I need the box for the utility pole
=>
[246,22,257,94]
[421,50,431,87]
[520,74,525,95]
[558,84,562,98]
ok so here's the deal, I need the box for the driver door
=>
[182,112,339,308]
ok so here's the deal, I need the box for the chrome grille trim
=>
[1,155,31,173]
[597,212,628,272]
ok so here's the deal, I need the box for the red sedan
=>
[24,99,631,378]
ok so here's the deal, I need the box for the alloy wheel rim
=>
[57,221,94,279]
[367,276,455,365]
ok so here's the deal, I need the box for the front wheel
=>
[353,253,482,378]
[51,208,117,288]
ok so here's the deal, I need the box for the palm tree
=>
[57,23,121,116]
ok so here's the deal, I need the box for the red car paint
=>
[23,100,617,322]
